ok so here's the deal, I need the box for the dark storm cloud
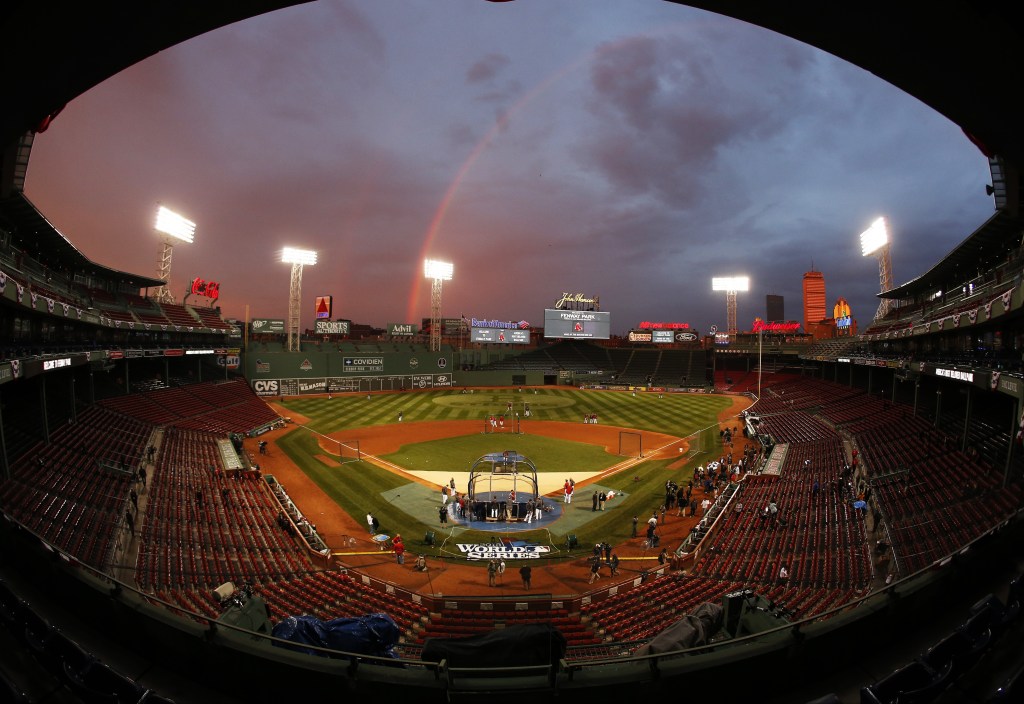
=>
[22,2,995,334]
[578,33,821,211]
[466,53,511,84]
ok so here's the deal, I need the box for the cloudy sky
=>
[24,0,995,336]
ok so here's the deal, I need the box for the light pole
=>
[152,205,196,304]
[424,259,453,352]
[861,217,894,321]
[282,247,317,353]
[712,276,750,337]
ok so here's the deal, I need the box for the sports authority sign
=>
[343,356,384,373]
[457,544,552,560]
[315,320,350,335]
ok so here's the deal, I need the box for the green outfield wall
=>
[243,346,547,396]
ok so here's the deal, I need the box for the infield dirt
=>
[255,392,753,598]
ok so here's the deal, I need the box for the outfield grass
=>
[381,433,622,475]
[276,388,732,560]
[280,387,732,438]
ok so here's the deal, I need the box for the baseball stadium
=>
[1,4,1024,704]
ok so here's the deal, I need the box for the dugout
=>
[467,451,539,522]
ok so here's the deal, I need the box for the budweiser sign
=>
[752,320,801,332]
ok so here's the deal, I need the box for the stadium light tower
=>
[282,247,317,352]
[712,276,750,336]
[860,217,894,320]
[152,205,196,304]
[424,259,453,352]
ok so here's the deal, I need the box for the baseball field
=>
[269,387,739,560]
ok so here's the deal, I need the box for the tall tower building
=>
[802,271,826,332]
[766,294,784,323]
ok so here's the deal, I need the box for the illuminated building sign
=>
[554,292,598,309]
[652,330,675,343]
[470,318,530,330]
[42,358,72,371]
[936,368,974,382]
[628,331,653,343]
[833,297,852,319]
[836,316,852,328]
[637,322,690,329]
[752,319,801,332]
[314,296,332,320]
[190,277,220,299]
[714,333,731,345]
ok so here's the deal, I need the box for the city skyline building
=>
[766,294,784,323]
[803,271,826,332]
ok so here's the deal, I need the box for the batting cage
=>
[467,451,538,521]
[618,430,643,458]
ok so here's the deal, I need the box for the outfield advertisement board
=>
[471,327,530,344]
[544,309,611,339]
[343,356,384,373]
[254,373,454,396]
[252,379,280,396]
[251,319,285,334]
[315,320,350,335]
[298,379,327,395]
[388,323,417,336]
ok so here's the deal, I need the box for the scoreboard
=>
[543,309,611,339]
[471,327,530,344]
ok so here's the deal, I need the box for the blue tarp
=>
[271,612,401,659]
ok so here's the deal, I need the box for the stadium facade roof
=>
[1,3,1022,170]
[679,2,1024,168]
[0,1,310,148]
[0,191,164,288]
[879,210,1023,300]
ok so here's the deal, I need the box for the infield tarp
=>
[422,622,566,668]
[633,601,723,656]
[271,612,400,659]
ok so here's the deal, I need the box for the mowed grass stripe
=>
[284,389,731,438]
[383,434,620,475]
[276,387,732,554]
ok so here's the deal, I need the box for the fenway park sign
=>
[457,544,551,560]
